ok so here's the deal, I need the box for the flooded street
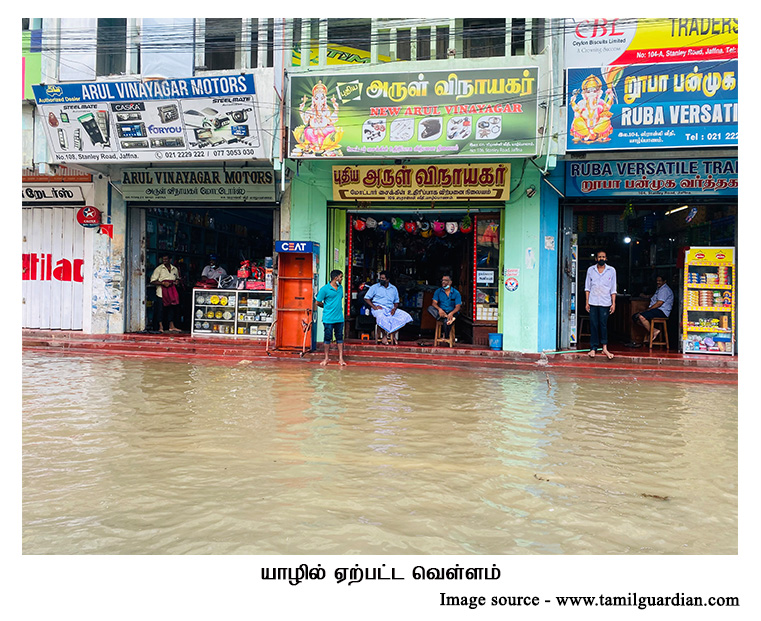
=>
[22,351,737,555]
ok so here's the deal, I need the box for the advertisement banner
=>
[566,158,738,197]
[118,168,276,202]
[566,61,737,150]
[332,163,510,201]
[290,68,538,159]
[32,75,265,163]
[565,18,738,69]
[564,18,738,151]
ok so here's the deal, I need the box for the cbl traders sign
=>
[564,18,738,150]
[290,68,539,158]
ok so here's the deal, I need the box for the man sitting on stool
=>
[427,274,462,340]
[631,275,674,346]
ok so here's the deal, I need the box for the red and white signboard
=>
[76,206,101,227]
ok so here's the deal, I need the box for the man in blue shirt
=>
[631,274,674,346]
[364,270,413,345]
[584,250,616,359]
[427,274,462,340]
[315,269,347,366]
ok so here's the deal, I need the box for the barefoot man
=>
[315,269,347,366]
[584,250,616,359]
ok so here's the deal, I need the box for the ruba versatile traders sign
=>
[32,75,264,163]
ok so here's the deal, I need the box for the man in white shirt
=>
[631,275,674,345]
[364,270,413,345]
[584,250,616,359]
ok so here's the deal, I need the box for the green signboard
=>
[288,67,539,159]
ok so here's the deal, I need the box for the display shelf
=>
[191,288,274,338]
[681,247,735,355]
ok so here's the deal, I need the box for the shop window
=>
[435,26,450,59]
[96,18,127,76]
[416,28,431,61]
[396,29,411,60]
[474,214,500,325]
[205,18,241,70]
[463,19,505,58]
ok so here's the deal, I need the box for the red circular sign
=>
[76,206,101,227]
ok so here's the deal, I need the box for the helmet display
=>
[446,221,459,234]
[391,217,405,230]
[420,227,432,238]
[417,219,430,232]
[365,216,377,229]
[404,220,417,234]
[353,217,366,231]
[432,221,446,237]
[378,219,391,231]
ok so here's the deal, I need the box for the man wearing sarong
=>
[364,271,412,345]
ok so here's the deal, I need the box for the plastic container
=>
[488,333,503,351]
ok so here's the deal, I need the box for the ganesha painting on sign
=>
[291,80,344,157]
[569,70,620,144]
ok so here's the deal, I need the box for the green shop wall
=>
[286,160,556,352]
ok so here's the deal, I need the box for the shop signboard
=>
[32,74,265,164]
[118,168,276,202]
[332,163,510,201]
[289,68,539,159]
[566,158,737,197]
[564,18,738,150]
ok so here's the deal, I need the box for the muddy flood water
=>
[22,351,737,555]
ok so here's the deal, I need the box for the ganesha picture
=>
[569,67,623,144]
[291,80,344,157]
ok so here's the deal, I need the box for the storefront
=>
[285,65,561,352]
[116,166,278,332]
[559,156,738,351]
[561,18,739,354]
[22,169,96,330]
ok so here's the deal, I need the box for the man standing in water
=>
[584,250,616,359]
[315,269,347,366]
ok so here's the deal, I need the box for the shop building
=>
[24,18,285,334]
[557,18,739,354]
[284,18,564,352]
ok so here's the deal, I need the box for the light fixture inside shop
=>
[665,205,690,216]
[624,236,632,244]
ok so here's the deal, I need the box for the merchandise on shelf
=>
[191,288,275,338]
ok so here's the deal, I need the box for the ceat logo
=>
[76,206,101,227]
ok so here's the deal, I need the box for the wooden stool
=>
[579,316,590,338]
[649,317,669,350]
[434,320,456,348]
[374,324,397,345]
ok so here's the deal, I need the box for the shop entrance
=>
[560,199,737,351]
[131,204,275,332]
[340,207,501,345]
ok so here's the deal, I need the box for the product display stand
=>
[681,247,735,354]
[191,288,274,338]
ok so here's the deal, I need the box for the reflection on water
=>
[22,352,737,555]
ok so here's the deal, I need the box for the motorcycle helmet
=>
[446,221,459,235]
[378,219,392,231]
[420,227,433,239]
[365,216,377,229]
[432,220,446,237]
[391,216,405,231]
[417,219,430,232]
[353,217,366,231]
[404,220,417,234]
